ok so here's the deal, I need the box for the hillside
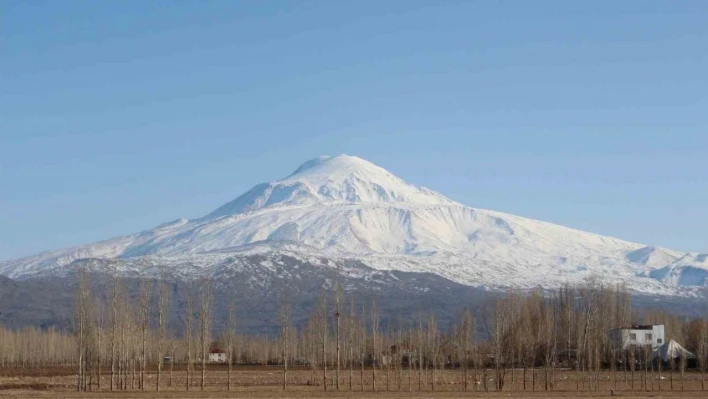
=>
[1,155,706,297]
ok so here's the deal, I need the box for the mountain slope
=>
[0,155,705,296]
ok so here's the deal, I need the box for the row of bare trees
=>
[0,274,706,393]
[0,326,75,367]
[72,272,213,392]
[279,281,708,392]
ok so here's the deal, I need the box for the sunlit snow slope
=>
[1,155,705,296]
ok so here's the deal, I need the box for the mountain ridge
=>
[1,154,706,297]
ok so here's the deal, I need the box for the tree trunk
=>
[97,326,102,391]
[335,291,341,390]
[349,298,354,391]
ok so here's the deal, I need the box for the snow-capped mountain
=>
[649,253,708,288]
[1,155,706,297]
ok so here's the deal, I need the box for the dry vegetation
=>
[0,272,707,398]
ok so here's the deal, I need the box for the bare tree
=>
[542,295,557,391]
[109,277,120,391]
[428,314,439,391]
[334,283,342,390]
[95,289,106,391]
[483,299,510,391]
[679,351,687,391]
[168,340,175,387]
[116,281,131,391]
[417,313,424,391]
[307,317,317,386]
[227,298,237,391]
[579,280,601,391]
[137,280,151,390]
[279,294,291,391]
[317,291,328,391]
[397,319,404,391]
[408,324,413,391]
[155,279,171,392]
[698,319,708,390]
[460,309,473,392]
[198,279,214,391]
[643,344,651,392]
[371,299,379,391]
[184,283,194,391]
[73,270,98,392]
[348,297,355,391]
[360,301,366,391]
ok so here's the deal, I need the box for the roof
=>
[613,324,661,330]
[210,348,226,354]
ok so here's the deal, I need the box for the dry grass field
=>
[1,365,707,398]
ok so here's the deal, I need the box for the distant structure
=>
[609,324,665,349]
[653,339,695,361]
[208,348,228,363]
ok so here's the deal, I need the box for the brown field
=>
[1,366,707,398]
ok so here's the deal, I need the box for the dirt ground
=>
[0,366,706,398]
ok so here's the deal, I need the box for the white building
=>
[609,324,665,349]
[208,348,228,363]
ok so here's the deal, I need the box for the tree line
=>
[0,272,707,393]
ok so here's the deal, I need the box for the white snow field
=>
[1,155,705,296]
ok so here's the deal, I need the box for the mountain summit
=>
[1,155,706,296]
[209,155,455,217]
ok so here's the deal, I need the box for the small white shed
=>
[208,348,228,363]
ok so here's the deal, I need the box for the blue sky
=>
[1,0,707,260]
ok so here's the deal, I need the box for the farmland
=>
[1,365,707,398]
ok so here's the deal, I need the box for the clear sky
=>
[1,0,707,260]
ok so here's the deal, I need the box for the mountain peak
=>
[209,155,455,217]
[287,154,383,179]
[288,155,334,177]
[2,154,705,298]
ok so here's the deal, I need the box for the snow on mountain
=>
[209,154,456,217]
[625,246,682,268]
[0,154,704,296]
[649,253,708,287]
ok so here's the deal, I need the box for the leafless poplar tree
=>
[316,291,328,391]
[484,299,510,391]
[417,313,424,391]
[334,283,342,390]
[198,279,214,391]
[360,301,366,391]
[425,313,435,391]
[348,297,355,391]
[74,270,92,391]
[137,280,151,390]
[698,319,708,390]
[155,278,171,391]
[94,289,105,391]
[408,324,413,391]
[460,308,473,391]
[542,295,557,391]
[370,298,379,391]
[109,277,120,391]
[227,298,237,391]
[184,283,194,391]
[279,294,291,391]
